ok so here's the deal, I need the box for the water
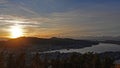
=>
[45,43,120,53]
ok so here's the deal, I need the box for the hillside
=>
[0,37,99,51]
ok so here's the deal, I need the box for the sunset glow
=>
[10,24,23,38]
[0,0,120,38]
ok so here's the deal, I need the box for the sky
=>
[0,0,120,38]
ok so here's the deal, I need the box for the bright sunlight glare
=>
[10,24,23,38]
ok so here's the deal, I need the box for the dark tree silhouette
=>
[31,53,44,68]
[0,51,5,68]
[6,53,15,68]
[0,51,115,68]
[15,52,26,68]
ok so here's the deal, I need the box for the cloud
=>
[0,0,120,38]
[46,9,120,37]
[0,0,8,4]
[0,15,51,26]
[0,14,54,37]
[0,0,40,18]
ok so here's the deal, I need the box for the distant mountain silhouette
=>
[100,40,120,45]
[0,37,99,51]
[80,36,120,41]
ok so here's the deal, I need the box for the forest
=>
[0,51,115,68]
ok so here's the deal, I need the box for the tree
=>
[0,51,5,68]
[31,53,44,68]
[6,53,15,68]
[15,52,26,68]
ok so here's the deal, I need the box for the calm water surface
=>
[45,43,120,53]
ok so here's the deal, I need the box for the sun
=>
[10,24,23,38]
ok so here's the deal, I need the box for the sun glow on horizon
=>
[10,24,23,38]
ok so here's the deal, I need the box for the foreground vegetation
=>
[0,51,115,68]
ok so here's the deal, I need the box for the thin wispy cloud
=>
[0,0,120,38]
[0,0,8,4]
